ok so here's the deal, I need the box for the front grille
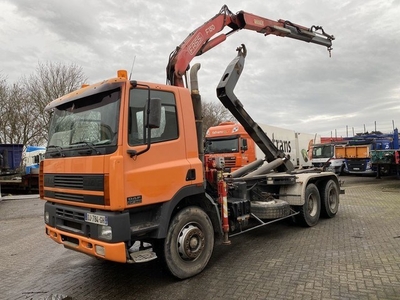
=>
[54,175,84,189]
[54,192,85,202]
[44,174,105,205]
[313,163,324,167]
[44,190,105,205]
[44,174,104,191]
[347,159,368,171]
[224,157,236,167]
[56,207,85,221]
[54,206,86,235]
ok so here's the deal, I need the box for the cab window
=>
[128,89,178,146]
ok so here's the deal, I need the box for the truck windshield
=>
[47,88,120,153]
[312,145,333,158]
[204,138,239,154]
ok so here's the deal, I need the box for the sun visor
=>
[45,80,124,111]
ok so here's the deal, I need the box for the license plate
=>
[85,213,108,225]
[353,167,360,170]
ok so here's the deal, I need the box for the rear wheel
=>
[295,183,321,227]
[162,206,214,279]
[320,179,339,218]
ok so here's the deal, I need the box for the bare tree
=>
[0,74,8,143]
[23,62,87,145]
[0,62,86,146]
[0,81,54,145]
[0,83,30,144]
[201,101,235,137]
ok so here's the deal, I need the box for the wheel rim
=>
[177,223,205,261]
[307,193,318,217]
[328,187,338,210]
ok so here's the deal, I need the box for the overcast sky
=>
[1,0,399,138]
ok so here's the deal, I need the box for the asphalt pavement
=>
[1,175,399,300]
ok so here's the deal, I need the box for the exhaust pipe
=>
[190,63,203,164]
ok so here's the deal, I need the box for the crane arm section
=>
[167,5,334,87]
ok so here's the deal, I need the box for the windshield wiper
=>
[70,141,100,155]
[47,145,65,157]
[94,139,112,145]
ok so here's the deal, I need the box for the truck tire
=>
[251,200,290,219]
[163,206,214,279]
[339,164,346,176]
[294,183,321,227]
[320,179,339,218]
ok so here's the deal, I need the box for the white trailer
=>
[256,124,321,168]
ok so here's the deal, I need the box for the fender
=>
[279,172,340,205]
[153,185,222,239]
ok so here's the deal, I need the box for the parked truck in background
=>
[24,145,46,175]
[0,144,23,176]
[205,121,319,171]
[40,5,338,279]
[370,128,400,178]
[311,142,347,175]
[205,122,256,172]
[335,143,374,175]
[335,134,381,176]
[335,130,400,176]
[0,144,46,194]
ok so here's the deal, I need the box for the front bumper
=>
[45,225,127,262]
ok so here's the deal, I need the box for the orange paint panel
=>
[41,197,108,210]
[45,186,103,196]
[123,141,201,207]
[119,86,203,208]
[335,147,346,158]
[126,161,191,203]
[356,146,369,158]
[45,225,127,263]
[43,156,106,174]
[346,146,357,158]
[341,145,370,158]
[108,155,125,210]
[176,88,200,160]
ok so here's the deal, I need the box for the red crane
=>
[166,5,334,87]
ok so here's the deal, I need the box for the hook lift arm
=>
[216,44,294,173]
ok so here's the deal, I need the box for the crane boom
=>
[166,5,334,87]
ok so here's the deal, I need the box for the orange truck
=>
[205,122,256,171]
[205,121,319,172]
[40,5,339,279]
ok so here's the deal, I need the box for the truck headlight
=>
[44,211,49,223]
[98,225,112,240]
[95,245,105,256]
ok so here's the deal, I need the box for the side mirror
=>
[145,98,161,129]
[241,138,248,151]
[128,98,162,158]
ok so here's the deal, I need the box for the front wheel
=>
[320,179,339,218]
[295,183,321,227]
[163,206,214,279]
